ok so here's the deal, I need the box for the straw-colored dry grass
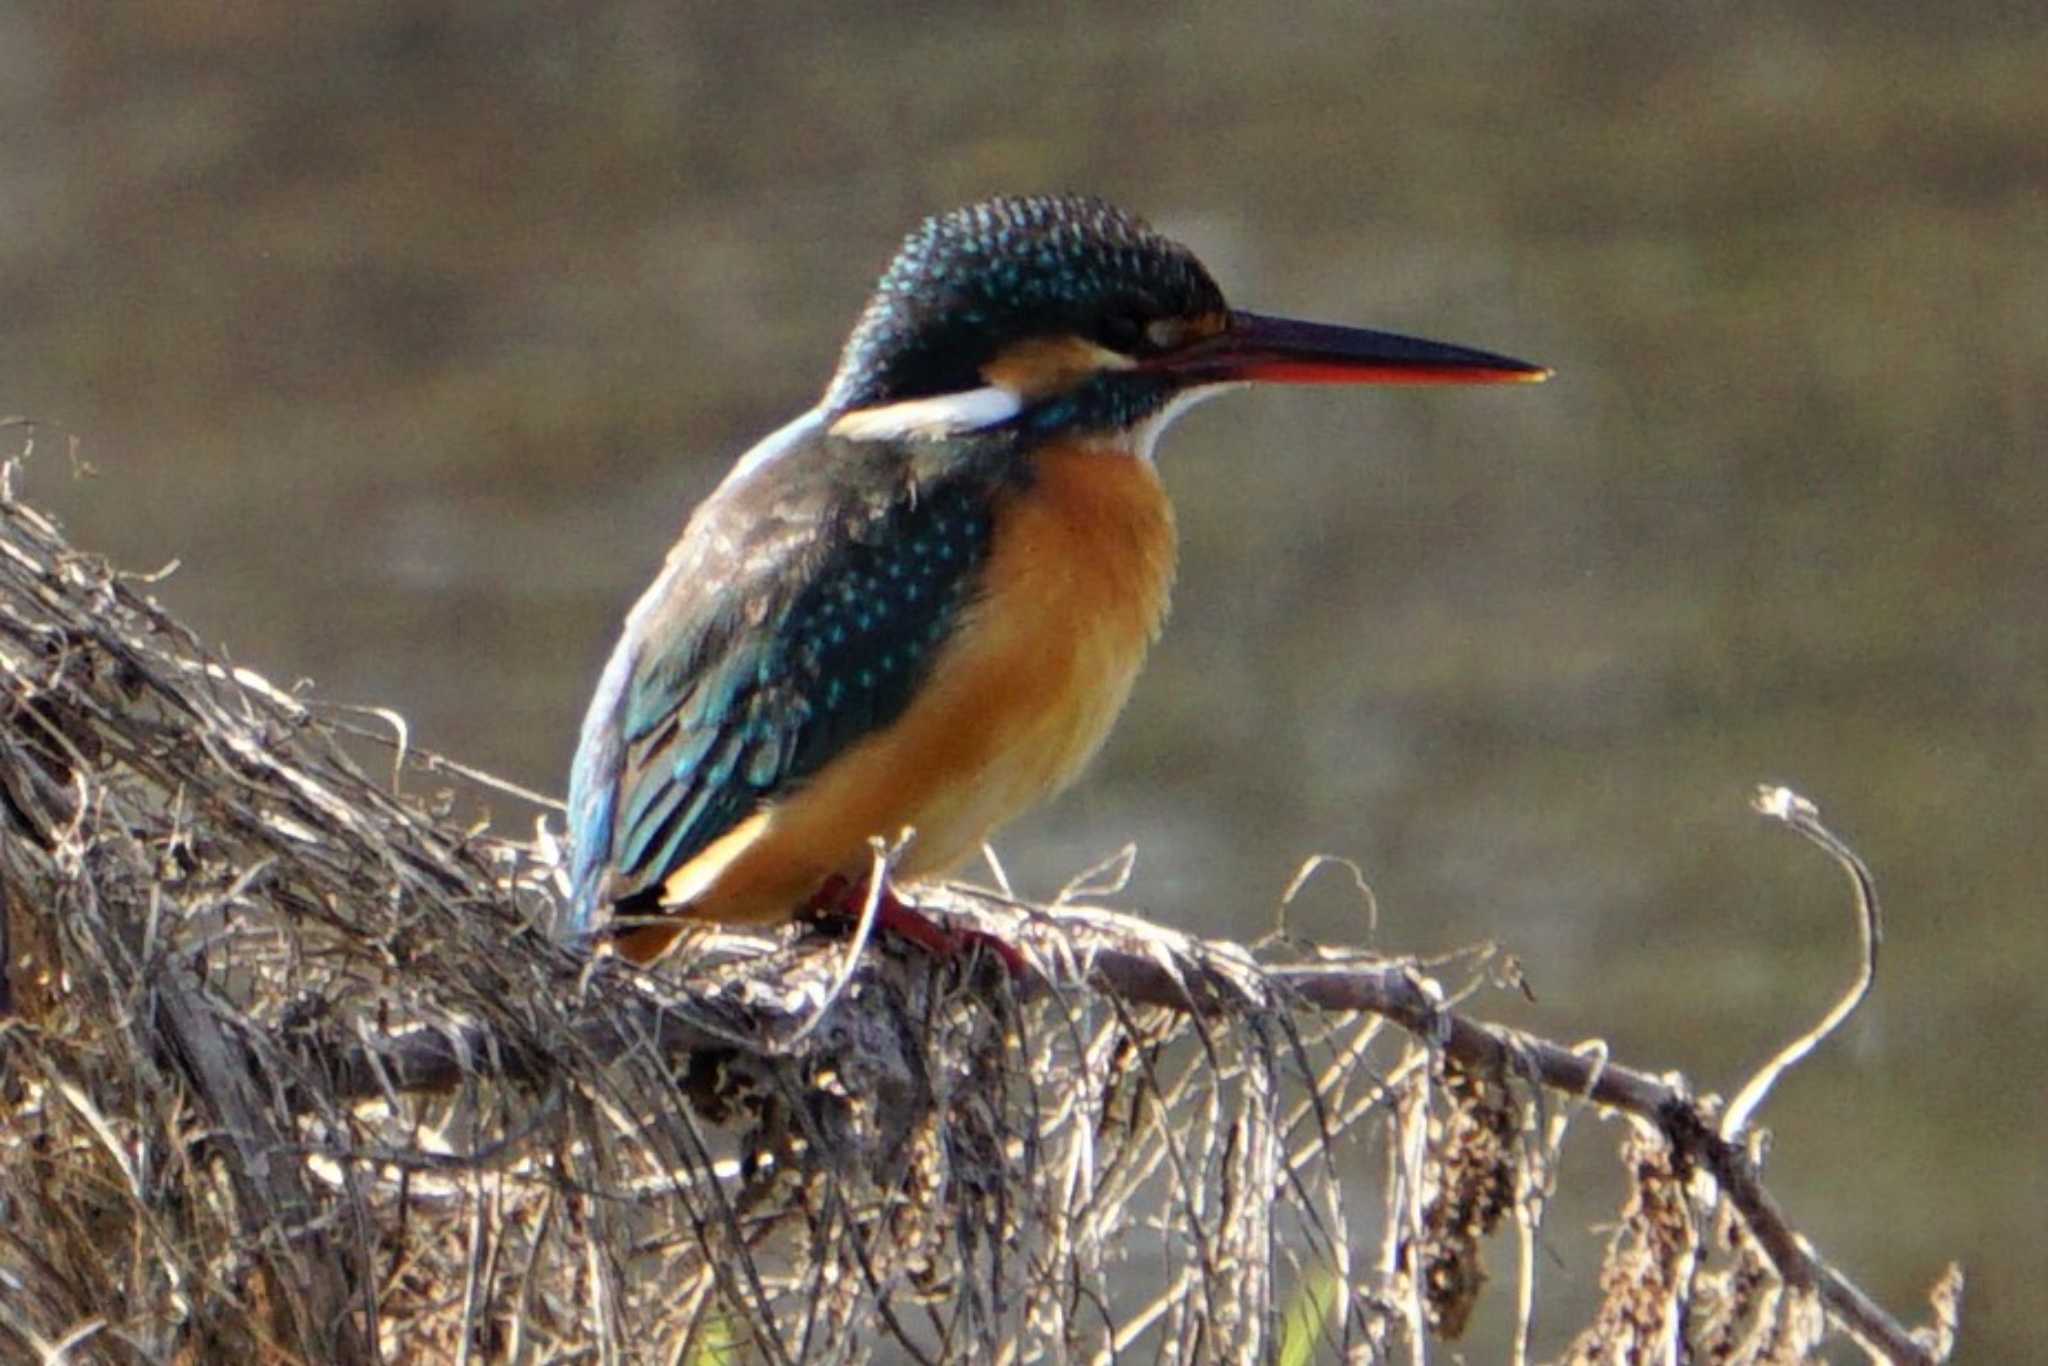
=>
[0,461,1957,1362]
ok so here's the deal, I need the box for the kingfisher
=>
[567,193,1546,965]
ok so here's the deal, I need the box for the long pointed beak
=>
[1152,309,1550,386]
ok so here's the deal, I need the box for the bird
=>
[567,193,1546,965]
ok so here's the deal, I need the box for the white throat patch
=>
[1131,383,1242,463]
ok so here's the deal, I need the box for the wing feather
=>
[566,421,1005,931]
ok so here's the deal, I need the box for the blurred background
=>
[4,1,2041,1356]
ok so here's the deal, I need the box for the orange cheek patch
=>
[1151,311,1228,353]
[981,335,1132,398]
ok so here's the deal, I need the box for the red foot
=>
[803,874,1028,979]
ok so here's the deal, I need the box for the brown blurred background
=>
[4,1,2042,1356]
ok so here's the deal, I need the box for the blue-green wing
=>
[565,427,999,931]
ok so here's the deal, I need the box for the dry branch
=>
[0,457,1960,1364]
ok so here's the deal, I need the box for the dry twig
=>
[0,460,1959,1363]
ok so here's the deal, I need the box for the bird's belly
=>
[664,444,1176,923]
[884,610,1152,879]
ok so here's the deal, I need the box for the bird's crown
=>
[824,194,1226,419]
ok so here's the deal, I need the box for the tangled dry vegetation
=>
[0,450,1960,1364]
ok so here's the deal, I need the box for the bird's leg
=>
[802,873,1027,978]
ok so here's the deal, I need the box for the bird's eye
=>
[1094,311,1148,355]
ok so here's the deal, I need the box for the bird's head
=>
[822,194,1546,450]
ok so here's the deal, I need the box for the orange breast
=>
[652,441,1176,933]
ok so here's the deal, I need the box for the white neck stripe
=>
[715,407,829,491]
[827,385,1023,442]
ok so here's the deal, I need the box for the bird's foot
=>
[803,874,1028,979]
